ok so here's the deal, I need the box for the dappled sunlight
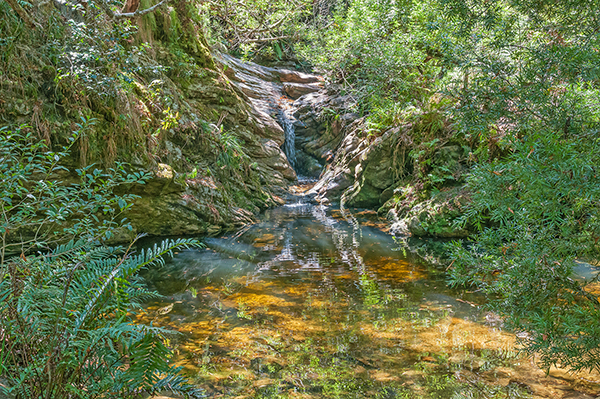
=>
[585,282,600,299]
[366,256,427,281]
[138,199,600,398]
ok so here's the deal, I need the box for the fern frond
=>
[73,238,200,333]
[121,238,201,279]
[152,373,207,398]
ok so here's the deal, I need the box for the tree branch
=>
[96,0,172,19]
[243,35,294,43]
[4,0,42,29]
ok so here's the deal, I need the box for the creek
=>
[138,181,600,398]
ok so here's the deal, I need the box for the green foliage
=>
[204,0,313,58]
[298,0,461,190]
[0,126,204,397]
[298,0,442,122]
[214,130,249,171]
[442,0,600,372]
[0,124,147,255]
[1,238,203,398]
[299,0,600,372]
[434,0,600,145]
[57,18,137,102]
[449,130,600,372]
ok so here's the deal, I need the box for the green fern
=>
[0,126,205,398]
[2,236,205,398]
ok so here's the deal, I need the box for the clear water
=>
[138,191,600,398]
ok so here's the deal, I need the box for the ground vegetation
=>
[2,0,600,392]
[285,0,600,373]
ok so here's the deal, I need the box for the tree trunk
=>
[121,0,140,14]
[5,0,38,28]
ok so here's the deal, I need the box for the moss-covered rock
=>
[0,3,301,240]
[383,186,473,238]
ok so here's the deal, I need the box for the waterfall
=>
[278,110,296,171]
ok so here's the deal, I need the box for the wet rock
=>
[283,82,321,99]
[345,178,382,208]
[309,167,354,203]
[279,70,321,84]
[255,139,297,182]
[310,123,403,207]
[292,93,358,163]
[295,149,323,177]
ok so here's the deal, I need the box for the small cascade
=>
[278,110,297,172]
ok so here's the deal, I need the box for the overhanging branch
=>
[96,0,172,19]
[243,35,294,43]
[5,0,42,29]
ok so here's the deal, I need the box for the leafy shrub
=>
[298,0,441,123]
[442,0,600,372]
[0,127,203,398]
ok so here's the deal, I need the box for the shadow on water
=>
[138,190,600,398]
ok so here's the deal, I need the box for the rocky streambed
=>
[219,54,475,240]
[140,183,600,399]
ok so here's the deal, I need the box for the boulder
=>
[283,82,322,99]
[384,186,473,238]
[279,70,321,84]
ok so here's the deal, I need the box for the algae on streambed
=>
[137,199,600,398]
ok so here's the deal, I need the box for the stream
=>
[138,182,600,399]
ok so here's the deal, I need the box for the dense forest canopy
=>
[1,0,600,397]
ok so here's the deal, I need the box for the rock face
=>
[0,6,328,240]
[120,165,258,239]
[292,91,359,178]
[383,185,473,238]
[301,107,474,238]
[218,54,329,177]
[307,121,398,207]
[219,54,362,180]
[120,52,343,238]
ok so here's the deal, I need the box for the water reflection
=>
[139,195,600,398]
